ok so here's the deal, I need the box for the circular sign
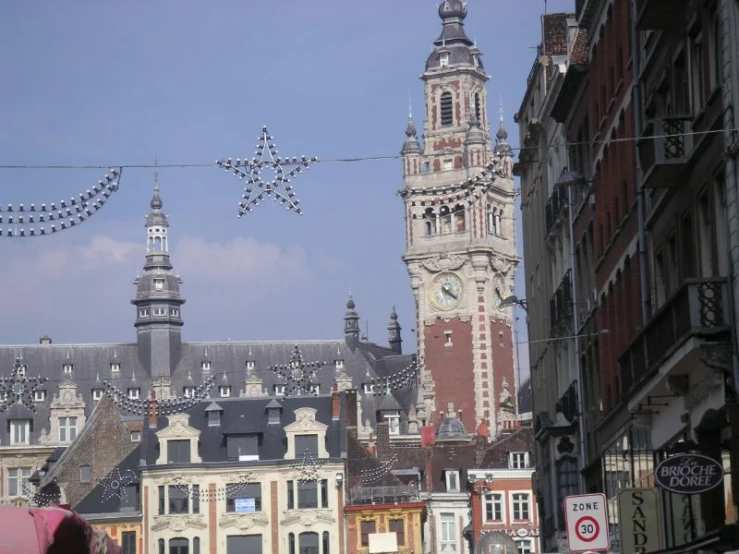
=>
[654,454,724,495]
[574,516,600,543]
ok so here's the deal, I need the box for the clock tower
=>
[401,0,519,436]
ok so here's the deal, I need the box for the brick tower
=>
[401,0,519,436]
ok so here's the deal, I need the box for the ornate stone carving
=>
[218,512,269,530]
[151,515,207,532]
[421,253,466,274]
[281,509,336,527]
[284,408,328,434]
[699,343,733,371]
[156,413,201,439]
[240,368,267,398]
[335,366,353,392]
[41,379,87,445]
[685,367,725,410]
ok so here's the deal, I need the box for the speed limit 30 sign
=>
[564,493,610,553]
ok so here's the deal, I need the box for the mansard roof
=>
[0,338,415,446]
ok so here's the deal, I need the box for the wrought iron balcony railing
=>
[545,185,569,240]
[550,270,574,337]
[348,485,420,506]
[637,116,693,188]
[619,278,730,395]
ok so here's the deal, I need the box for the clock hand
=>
[441,284,458,300]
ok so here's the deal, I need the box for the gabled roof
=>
[75,446,142,517]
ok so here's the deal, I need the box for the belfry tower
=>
[401,0,519,436]
[132,174,186,377]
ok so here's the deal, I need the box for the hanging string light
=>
[169,473,256,502]
[0,168,121,237]
[101,374,216,417]
[216,126,317,217]
[269,345,327,398]
[370,358,422,397]
[398,160,506,207]
[98,468,138,502]
[359,454,399,485]
[22,480,62,507]
[0,359,49,413]
[290,448,328,484]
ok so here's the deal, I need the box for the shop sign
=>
[617,488,663,554]
[654,454,724,495]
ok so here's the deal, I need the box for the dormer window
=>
[274,384,286,396]
[10,420,31,445]
[154,278,165,291]
[128,388,141,400]
[219,386,232,398]
[183,386,195,398]
[335,359,344,369]
[510,452,530,469]
[227,435,259,461]
[445,470,460,492]
[17,365,26,377]
[440,52,450,67]
[385,411,401,435]
[59,416,78,442]
[310,384,320,395]
[63,363,73,375]
[295,434,319,458]
[246,360,256,371]
[167,439,192,464]
[110,362,120,373]
[92,389,103,401]
[363,383,374,394]
[34,390,46,402]
[201,361,212,371]
[131,431,141,442]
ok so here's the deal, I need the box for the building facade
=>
[401,0,520,437]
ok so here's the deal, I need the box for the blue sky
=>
[0,0,575,382]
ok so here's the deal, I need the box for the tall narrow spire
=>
[402,93,422,155]
[151,158,163,210]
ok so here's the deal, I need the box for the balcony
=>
[619,278,730,396]
[545,186,569,240]
[637,117,693,188]
[636,0,688,29]
[348,485,420,506]
[550,270,574,338]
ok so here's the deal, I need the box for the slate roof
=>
[144,394,346,467]
[75,446,142,517]
[0,338,416,445]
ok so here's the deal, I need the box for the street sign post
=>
[564,493,610,553]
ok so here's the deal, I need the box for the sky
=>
[0,0,576,384]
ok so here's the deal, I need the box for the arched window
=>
[322,532,330,554]
[289,533,296,554]
[474,93,482,122]
[487,204,495,234]
[299,532,319,554]
[440,205,452,233]
[154,236,162,251]
[453,204,466,232]
[423,207,436,236]
[169,538,188,554]
[495,209,503,236]
[440,92,453,127]
[158,539,165,554]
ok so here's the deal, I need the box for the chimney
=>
[331,384,341,421]
[149,389,158,429]
[346,389,358,429]
[376,422,390,457]
[39,335,52,345]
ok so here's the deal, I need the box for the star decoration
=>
[269,345,327,397]
[216,126,317,217]
[99,468,138,502]
[291,449,326,484]
[0,359,49,414]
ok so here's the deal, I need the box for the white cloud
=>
[0,234,312,343]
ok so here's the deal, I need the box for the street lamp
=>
[499,294,528,312]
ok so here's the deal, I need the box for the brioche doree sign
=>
[654,454,724,495]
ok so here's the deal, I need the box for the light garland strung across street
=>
[22,481,62,507]
[291,448,328,484]
[101,374,216,417]
[169,474,255,502]
[0,359,49,414]
[398,160,506,207]
[269,345,327,398]
[370,358,422,396]
[216,126,317,217]
[0,168,122,238]
[359,454,399,485]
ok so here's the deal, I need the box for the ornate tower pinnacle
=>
[387,306,402,355]
[344,294,361,346]
[402,93,422,157]
[131,173,186,377]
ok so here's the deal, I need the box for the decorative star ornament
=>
[99,468,138,502]
[291,449,326,484]
[0,359,48,414]
[216,126,317,217]
[269,345,327,397]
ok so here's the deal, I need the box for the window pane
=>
[226,535,261,554]
[227,483,262,512]
[121,532,136,554]
[298,481,318,509]
[168,486,189,514]
[360,521,376,547]
[227,435,259,461]
[169,538,188,554]
[168,440,191,464]
[299,532,319,554]
[295,435,319,458]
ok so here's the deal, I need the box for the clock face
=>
[430,272,464,311]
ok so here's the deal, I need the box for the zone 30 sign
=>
[564,493,610,553]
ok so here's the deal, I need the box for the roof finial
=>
[408,90,413,121]
[499,95,504,127]
[151,156,163,210]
